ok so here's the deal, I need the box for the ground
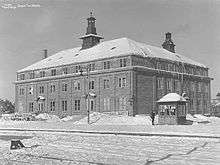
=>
[0,113,220,164]
[0,131,220,165]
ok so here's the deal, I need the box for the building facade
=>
[15,14,212,117]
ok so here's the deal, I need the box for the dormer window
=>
[104,61,110,69]
[62,67,68,74]
[157,62,161,70]
[40,71,45,77]
[29,72,35,79]
[119,58,127,67]
[88,63,95,71]
[75,65,81,73]
[20,74,25,80]
[51,69,56,76]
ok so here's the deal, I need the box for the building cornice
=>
[14,66,212,85]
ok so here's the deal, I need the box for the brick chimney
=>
[162,32,175,53]
[43,49,48,59]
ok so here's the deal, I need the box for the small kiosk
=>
[157,93,187,125]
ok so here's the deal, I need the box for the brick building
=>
[15,13,212,117]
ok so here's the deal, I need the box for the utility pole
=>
[80,65,91,124]
[87,67,90,124]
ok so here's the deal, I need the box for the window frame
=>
[51,69,56,76]
[74,99,81,111]
[39,71,45,78]
[119,77,126,88]
[103,79,110,89]
[61,100,67,111]
[103,61,110,69]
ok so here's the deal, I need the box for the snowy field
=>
[0,113,220,164]
[0,131,220,165]
[0,112,220,137]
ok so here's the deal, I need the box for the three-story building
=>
[15,13,212,117]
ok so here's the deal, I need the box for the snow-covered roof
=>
[215,102,220,107]
[79,34,104,39]
[157,93,187,103]
[17,37,206,73]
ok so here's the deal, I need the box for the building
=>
[15,13,212,117]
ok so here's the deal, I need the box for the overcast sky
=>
[0,0,220,101]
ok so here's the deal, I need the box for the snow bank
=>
[61,116,74,122]
[74,112,154,125]
[0,114,14,121]
[186,114,220,124]
[35,113,61,122]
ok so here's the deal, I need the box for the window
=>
[50,85,56,93]
[197,83,201,92]
[204,84,209,93]
[88,63,95,71]
[19,88,25,95]
[103,98,110,111]
[174,65,179,72]
[75,65,81,73]
[191,82,195,92]
[119,58,127,67]
[89,80,95,90]
[104,79,110,89]
[29,86,33,95]
[40,71,45,77]
[62,67,68,74]
[50,101,55,112]
[168,64,173,71]
[74,100,80,111]
[73,81,81,90]
[119,97,127,111]
[20,74,25,80]
[174,80,180,92]
[157,78,162,89]
[190,99,194,109]
[62,83,68,91]
[38,102,44,112]
[51,69,56,76]
[119,77,126,88]
[157,62,161,70]
[29,102,34,112]
[90,99,94,111]
[39,86,44,94]
[29,72,35,79]
[166,79,171,91]
[61,100,67,111]
[204,100,207,109]
[104,61,110,69]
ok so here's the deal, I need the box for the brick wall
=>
[136,74,154,114]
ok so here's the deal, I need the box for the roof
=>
[79,34,104,39]
[157,93,187,103]
[215,102,220,107]
[17,37,207,73]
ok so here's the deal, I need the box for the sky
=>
[0,0,220,102]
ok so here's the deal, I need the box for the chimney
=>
[43,49,48,59]
[162,32,175,53]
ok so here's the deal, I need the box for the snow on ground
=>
[0,113,220,137]
[35,113,61,122]
[0,131,219,165]
[74,112,154,125]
